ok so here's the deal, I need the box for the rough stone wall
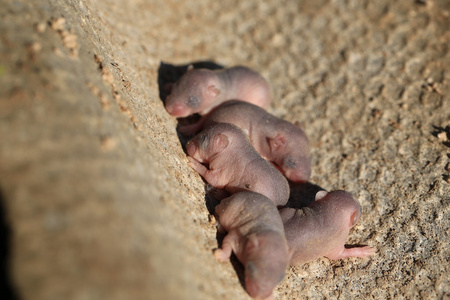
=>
[0,0,448,299]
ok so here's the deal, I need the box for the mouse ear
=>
[245,233,260,252]
[269,134,286,152]
[186,64,194,71]
[207,85,221,98]
[349,210,360,227]
[213,133,229,152]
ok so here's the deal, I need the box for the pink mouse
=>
[165,66,271,117]
[181,100,311,182]
[214,191,291,299]
[279,190,376,266]
[186,123,289,206]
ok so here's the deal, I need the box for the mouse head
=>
[315,190,362,229]
[165,67,221,117]
[186,124,236,163]
[268,121,311,182]
[243,232,290,299]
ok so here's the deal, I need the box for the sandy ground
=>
[0,0,449,299]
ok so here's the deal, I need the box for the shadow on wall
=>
[0,188,19,300]
[286,181,325,209]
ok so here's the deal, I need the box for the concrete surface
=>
[0,0,449,299]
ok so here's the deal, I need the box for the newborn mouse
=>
[279,190,375,265]
[186,123,289,206]
[214,191,291,299]
[165,66,271,117]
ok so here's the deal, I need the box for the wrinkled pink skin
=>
[214,191,291,299]
[279,190,376,266]
[186,123,289,206]
[165,66,271,117]
[182,100,311,182]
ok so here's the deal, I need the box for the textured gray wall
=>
[0,0,448,299]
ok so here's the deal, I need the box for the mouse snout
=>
[285,169,310,183]
[166,102,189,117]
[282,158,311,182]
[245,276,273,300]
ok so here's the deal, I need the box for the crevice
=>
[0,187,19,300]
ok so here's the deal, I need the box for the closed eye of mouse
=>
[188,95,201,108]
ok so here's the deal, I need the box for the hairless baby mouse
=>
[279,190,375,266]
[165,66,271,117]
[214,191,291,299]
[181,100,311,182]
[186,123,289,206]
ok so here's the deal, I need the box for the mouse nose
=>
[282,157,311,182]
[245,277,273,299]
[166,102,189,117]
[284,168,310,183]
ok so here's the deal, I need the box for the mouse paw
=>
[213,248,230,262]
